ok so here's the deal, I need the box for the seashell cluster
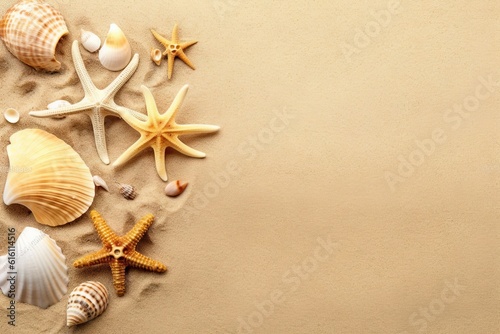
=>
[165,180,188,197]
[67,281,109,326]
[99,23,132,71]
[0,0,69,71]
[150,48,162,66]
[117,182,137,200]
[3,129,95,226]
[80,29,101,53]
[93,175,109,192]
[3,108,19,124]
[0,227,69,309]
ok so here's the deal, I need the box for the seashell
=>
[93,175,109,192]
[0,227,69,309]
[150,48,162,66]
[3,129,95,226]
[67,281,109,326]
[0,0,69,71]
[80,28,101,53]
[98,23,132,71]
[116,182,137,200]
[164,180,188,197]
[4,108,19,124]
[47,99,71,118]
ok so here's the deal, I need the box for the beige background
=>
[0,0,499,333]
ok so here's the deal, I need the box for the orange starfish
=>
[73,210,167,296]
[151,23,197,79]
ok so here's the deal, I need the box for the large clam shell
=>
[0,0,69,71]
[0,227,69,309]
[3,129,95,226]
[98,23,132,71]
[67,281,109,326]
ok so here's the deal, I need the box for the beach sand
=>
[0,0,499,333]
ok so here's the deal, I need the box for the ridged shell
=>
[4,108,20,124]
[81,29,101,53]
[150,48,162,66]
[164,180,188,197]
[3,129,95,226]
[67,281,109,326]
[117,183,137,200]
[0,227,68,309]
[0,0,69,71]
[98,23,131,71]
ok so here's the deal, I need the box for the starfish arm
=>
[141,85,161,126]
[90,210,119,245]
[103,101,148,122]
[73,249,112,268]
[89,110,111,165]
[173,123,220,135]
[164,84,189,120]
[29,100,93,118]
[177,49,196,70]
[167,135,207,158]
[110,258,127,296]
[102,54,139,100]
[112,136,153,167]
[153,143,168,181]
[126,251,167,273]
[72,41,98,99]
[121,213,154,249]
[151,29,173,48]
[180,40,198,49]
[167,53,175,79]
[171,23,179,43]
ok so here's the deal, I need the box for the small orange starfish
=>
[73,210,167,296]
[151,23,197,79]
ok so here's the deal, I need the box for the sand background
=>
[0,0,499,333]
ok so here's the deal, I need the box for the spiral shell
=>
[117,183,137,200]
[98,23,132,71]
[0,227,68,309]
[0,0,69,71]
[3,129,95,226]
[80,29,101,53]
[67,281,109,327]
[164,180,188,197]
[4,108,19,124]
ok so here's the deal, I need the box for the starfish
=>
[113,85,219,181]
[73,210,167,296]
[29,40,147,164]
[151,24,197,79]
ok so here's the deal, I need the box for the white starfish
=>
[29,40,147,164]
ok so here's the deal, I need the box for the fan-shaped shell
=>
[98,23,131,71]
[0,227,68,309]
[3,129,95,226]
[67,281,109,326]
[0,0,69,71]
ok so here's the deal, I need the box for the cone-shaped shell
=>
[3,129,95,226]
[0,227,68,309]
[0,0,69,71]
[98,23,131,71]
[67,281,109,326]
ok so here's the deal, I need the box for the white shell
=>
[47,99,71,118]
[93,175,109,192]
[164,180,188,197]
[150,48,162,66]
[67,281,109,326]
[98,23,131,71]
[0,227,68,309]
[4,108,19,124]
[80,29,101,53]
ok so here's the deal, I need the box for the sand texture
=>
[0,0,499,333]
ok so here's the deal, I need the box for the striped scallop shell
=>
[67,281,109,326]
[0,0,69,71]
[0,227,68,309]
[3,129,95,226]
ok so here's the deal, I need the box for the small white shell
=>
[47,99,71,118]
[98,23,131,71]
[4,108,19,124]
[80,29,101,53]
[164,180,188,197]
[93,175,109,192]
[117,182,137,200]
[0,227,69,309]
[67,281,109,326]
[150,48,162,66]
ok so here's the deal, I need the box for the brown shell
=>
[0,0,69,71]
